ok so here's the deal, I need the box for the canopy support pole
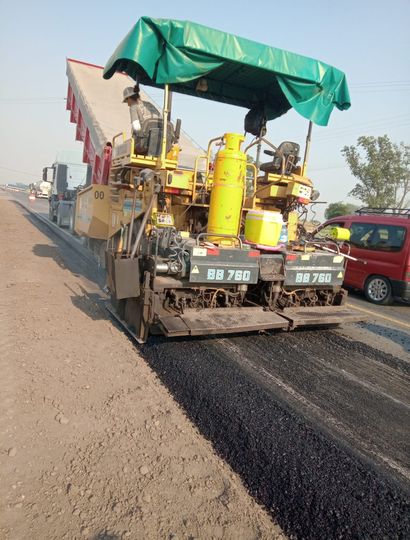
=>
[255,139,262,169]
[302,121,313,176]
[158,84,170,170]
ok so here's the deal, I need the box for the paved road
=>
[1,196,280,540]
[12,190,49,220]
[142,330,410,539]
[348,292,410,327]
[4,190,410,539]
[9,189,409,330]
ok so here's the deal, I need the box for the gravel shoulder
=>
[0,197,283,540]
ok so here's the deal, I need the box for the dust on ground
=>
[0,197,284,540]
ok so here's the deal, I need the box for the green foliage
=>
[342,135,410,209]
[325,202,359,219]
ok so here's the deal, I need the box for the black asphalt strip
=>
[140,331,410,539]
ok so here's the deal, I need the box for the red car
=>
[316,209,410,305]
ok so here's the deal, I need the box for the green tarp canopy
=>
[104,17,350,126]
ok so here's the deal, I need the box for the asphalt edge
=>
[12,198,97,267]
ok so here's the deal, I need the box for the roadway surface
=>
[5,189,410,539]
[11,189,410,329]
[16,191,49,220]
[1,195,281,540]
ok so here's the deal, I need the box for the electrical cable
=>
[0,165,39,178]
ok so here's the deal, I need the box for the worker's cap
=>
[123,86,138,102]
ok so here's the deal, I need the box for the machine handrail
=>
[245,162,258,208]
[244,137,277,155]
[196,232,242,248]
[112,132,126,147]
[192,154,209,203]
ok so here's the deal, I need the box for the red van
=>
[316,208,410,305]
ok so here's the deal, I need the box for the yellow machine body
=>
[109,190,140,237]
[207,133,246,239]
[256,175,313,201]
[287,211,299,242]
[330,226,351,241]
[111,135,178,171]
[75,184,136,240]
[165,169,192,191]
[75,184,112,239]
[245,210,283,247]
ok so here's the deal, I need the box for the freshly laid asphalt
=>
[141,331,410,539]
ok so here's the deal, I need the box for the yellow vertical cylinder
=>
[207,133,246,240]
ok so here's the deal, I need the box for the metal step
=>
[159,307,289,337]
[280,305,364,328]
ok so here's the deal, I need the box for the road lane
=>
[7,189,409,331]
[12,190,49,220]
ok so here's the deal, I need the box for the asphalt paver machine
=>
[101,17,361,342]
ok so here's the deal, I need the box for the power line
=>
[353,88,410,94]
[314,118,410,142]
[315,122,410,141]
[0,97,66,106]
[0,165,39,178]
[0,101,65,105]
[309,164,347,172]
[317,113,410,133]
[0,97,65,101]
[351,80,410,87]
[315,124,410,145]
[287,115,410,145]
[316,121,410,141]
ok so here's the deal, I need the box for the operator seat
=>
[131,100,180,157]
[260,141,300,175]
[134,118,177,156]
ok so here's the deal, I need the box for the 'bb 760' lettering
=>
[207,268,251,281]
[295,272,332,284]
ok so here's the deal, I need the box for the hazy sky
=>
[0,0,409,218]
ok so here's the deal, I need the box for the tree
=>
[325,202,359,219]
[342,135,410,209]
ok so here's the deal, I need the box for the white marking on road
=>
[347,303,410,330]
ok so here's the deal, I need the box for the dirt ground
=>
[0,197,284,540]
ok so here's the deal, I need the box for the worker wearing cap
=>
[123,85,161,138]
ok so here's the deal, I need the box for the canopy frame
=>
[103,17,351,127]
